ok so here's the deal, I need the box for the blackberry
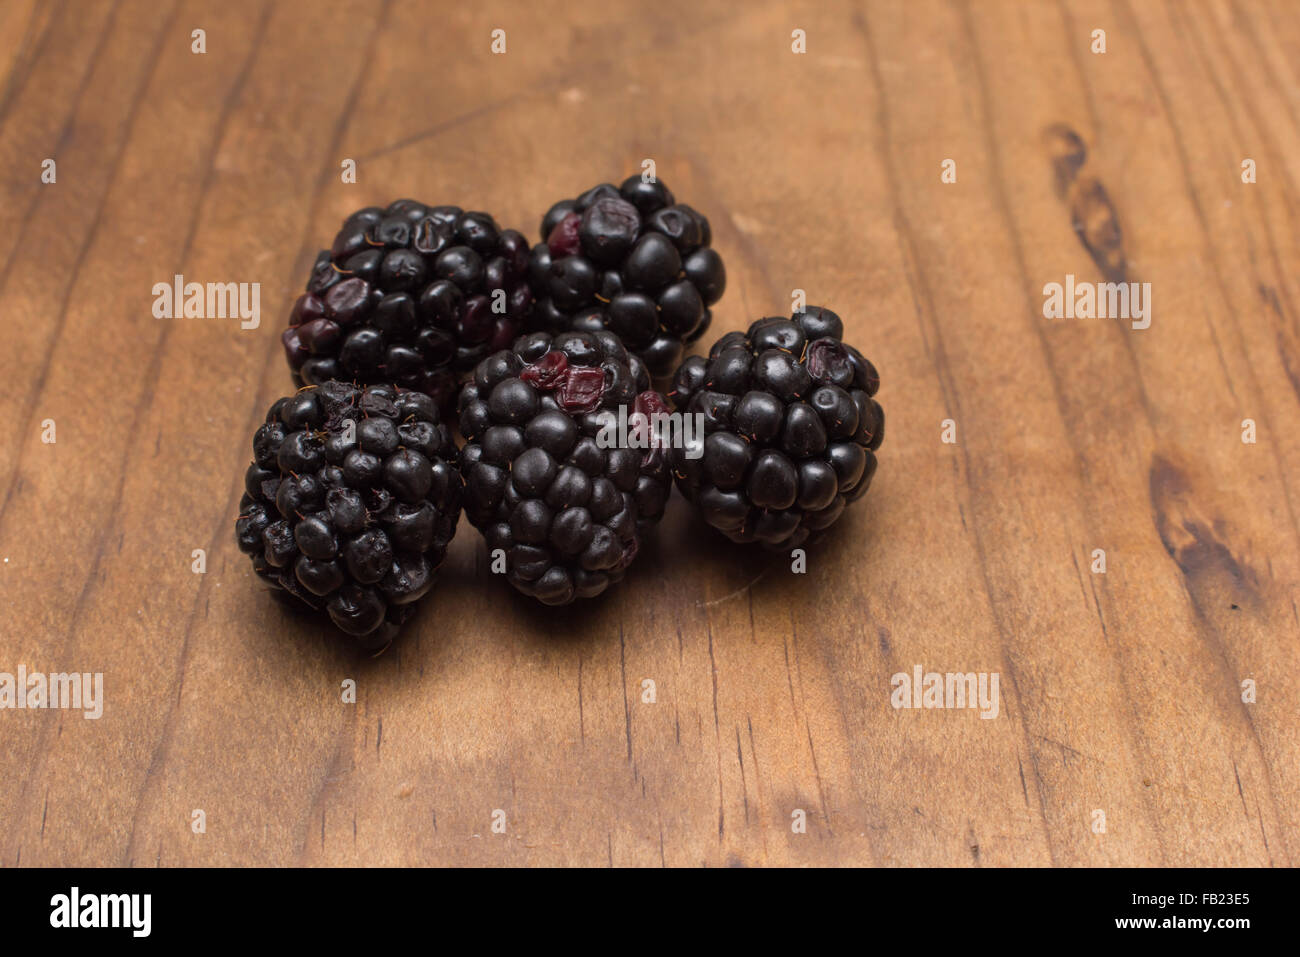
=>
[282,201,533,409]
[235,382,462,650]
[458,330,672,605]
[667,306,882,548]
[527,175,726,379]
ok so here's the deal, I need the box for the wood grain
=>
[1,0,1297,867]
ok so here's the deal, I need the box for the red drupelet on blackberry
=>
[235,381,462,650]
[282,201,534,409]
[667,306,882,548]
[458,330,673,605]
[527,176,726,379]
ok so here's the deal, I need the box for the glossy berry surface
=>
[667,306,882,548]
[527,175,726,379]
[236,382,462,650]
[458,330,672,605]
[284,201,533,409]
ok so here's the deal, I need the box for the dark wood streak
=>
[0,0,68,132]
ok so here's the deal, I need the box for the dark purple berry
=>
[666,306,882,548]
[284,203,534,408]
[526,177,724,376]
[458,332,672,604]
[236,383,461,649]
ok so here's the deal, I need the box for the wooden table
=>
[1,0,1296,867]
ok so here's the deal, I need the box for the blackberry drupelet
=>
[235,382,462,650]
[667,306,882,548]
[527,175,726,378]
[282,201,533,409]
[458,330,672,605]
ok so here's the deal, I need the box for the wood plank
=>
[0,0,1295,866]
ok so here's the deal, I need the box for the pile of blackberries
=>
[239,178,883,650]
